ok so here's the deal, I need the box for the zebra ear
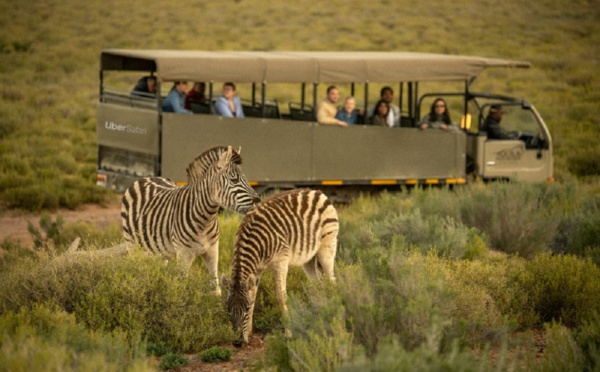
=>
[237,146,242,154]
[216,146,233,172]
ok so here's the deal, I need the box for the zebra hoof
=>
[232,340,245,348]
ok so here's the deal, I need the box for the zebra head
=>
[223,274,256,347]
[213,146,260,214]
[188,146,260,214]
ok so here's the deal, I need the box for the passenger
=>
[367,86,401,127]
[214,82,245,118]
[131,76,157,97]
[317,86,348,127]
[184,82,206,110]
[162,81,193,114]
[335,96,363,125]
[370,99,390,127]
[481,104,514,139]
[420,98,456,131]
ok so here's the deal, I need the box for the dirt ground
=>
[0,195,267,371]
[0,194,123,248]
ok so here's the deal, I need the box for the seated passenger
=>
[317,86,348,127]
[335,96,363,125]
[370,99,390,127]
[185,82,206,110]
[162,81,192,114]
[131,76,157,97]
[367,86,401,127]
[214,82,244,118]
[481,104,514,139]
[420,98,457,131]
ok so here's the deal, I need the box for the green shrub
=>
[528,322,585,372]
[0,239,36,270]
[340,337,485,372]
[200,346,232,362]
[520,254,600,327]
[0,303,153,372]
[456,182,560,258]
[444,256,539,332]
[266,292,355,372]
[146,341,170,357]
[338,193,488,262]
[0,251,233,353]
[575,311,600,371]
[379,209,486,260]
[159,353,188,370]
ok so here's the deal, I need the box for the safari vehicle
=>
[96,50,553,198]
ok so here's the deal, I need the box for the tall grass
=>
[0,0,599,211]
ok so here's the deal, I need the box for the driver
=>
[482,104,515,139]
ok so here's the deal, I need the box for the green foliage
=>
[200,346,232,362]
[0,238,36,269]
[146,341,170,357]
[27,214,64,251]
[520,254,600,327]
[158,353,188,370]
[455,182,560,258]
[528,322,586,372]
[0,303,153,372]
[441,258,528,341]
[0,252,233,353]
[575,311,600,371]
[340,337,485,372]
[264,298,355,371]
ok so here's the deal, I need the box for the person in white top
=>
[368,86,401,127]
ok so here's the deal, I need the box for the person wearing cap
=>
[482,104,512,139]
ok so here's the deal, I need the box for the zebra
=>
[222,188,338,347]
[121,145,260,295]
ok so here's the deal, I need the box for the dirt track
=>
[0,194,122,248]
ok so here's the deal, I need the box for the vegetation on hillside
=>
[0,0,599,210]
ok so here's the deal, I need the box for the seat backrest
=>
[189,101,211,114]
[289,102,314,121]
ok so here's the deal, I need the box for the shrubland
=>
[1,182,599,370]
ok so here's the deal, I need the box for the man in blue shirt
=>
[162,81,193,114]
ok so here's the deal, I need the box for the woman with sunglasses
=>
[420,98,453,130]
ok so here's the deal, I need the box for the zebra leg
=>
[246,275,261,342]
[317,231,338,282]
[302,255,323,281]
[272,263,292,338]
[175,247,197,271]
[201,243,222,296]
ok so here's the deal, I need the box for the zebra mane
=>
[186,145,243,183]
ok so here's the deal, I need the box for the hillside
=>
[0,0,599,211]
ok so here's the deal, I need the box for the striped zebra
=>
[222,188,338,347]
[121,145,260,295]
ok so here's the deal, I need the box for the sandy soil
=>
[0,194,123,248]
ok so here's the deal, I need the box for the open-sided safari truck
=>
[97,50,553,198]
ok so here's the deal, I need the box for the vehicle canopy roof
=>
[100,49,530,84]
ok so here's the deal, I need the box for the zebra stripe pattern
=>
[224,188,338,346]
[121,145,260,295]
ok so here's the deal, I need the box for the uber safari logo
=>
[104,121,147,135]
